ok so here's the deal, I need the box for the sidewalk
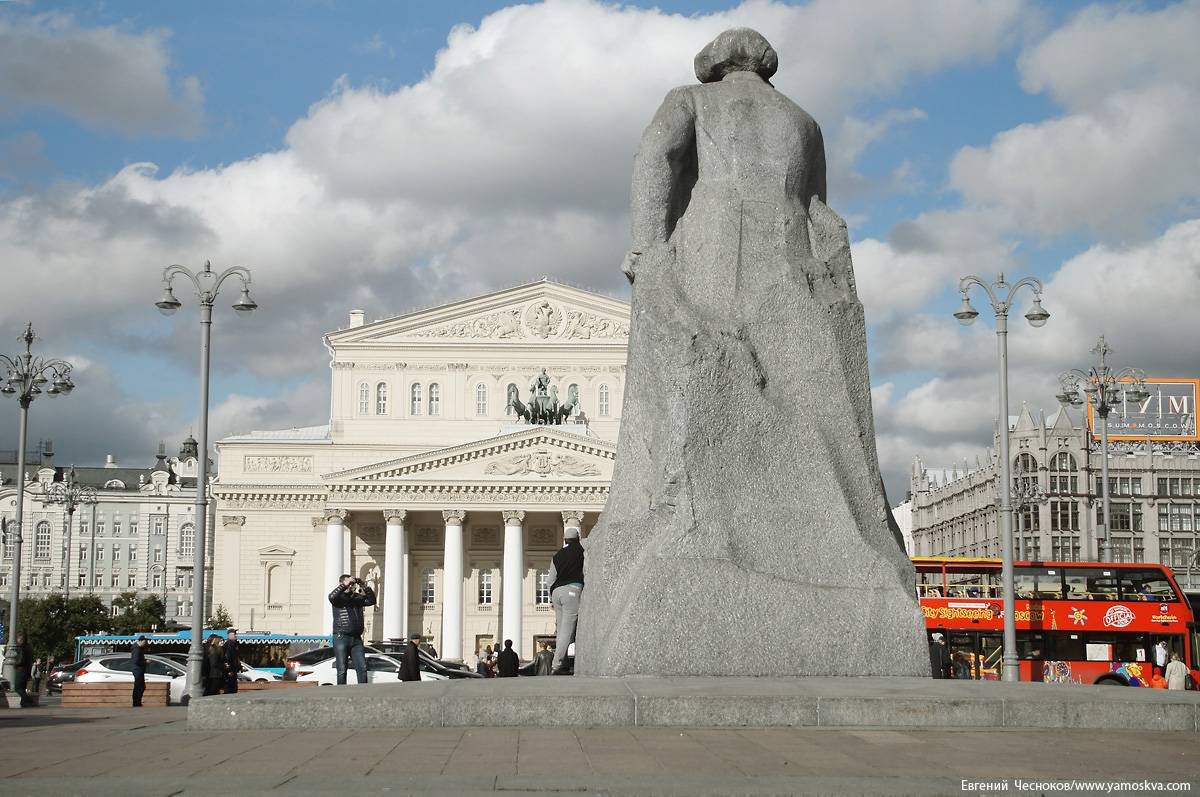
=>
[1,704,1197,796]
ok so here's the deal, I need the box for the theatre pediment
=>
[326,280,630,346]
[324,427,616,485]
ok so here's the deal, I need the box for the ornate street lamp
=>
[954,273,1049,683]
[0,323,75,691]
[155,261,257,701]
[45,466,98,600]
[1011,478,1048,561]
[1055,336,1148,562]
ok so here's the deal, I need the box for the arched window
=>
[428,383,441,417]
[1049,451,1078,493]
[1013,453,1037,491]
[410,383,422,416]
[598,383,611,416]
[375,382,388,415]
[34,521,51,560]
[358,383,370,415]
[475,383,489,416]
[180,523,195,558]
[505,382,518,415]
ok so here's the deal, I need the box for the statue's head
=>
[694,27,778,84]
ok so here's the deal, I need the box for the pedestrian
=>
[476,646,490,676]
[928,633,950,679]
[328,574,375,684]
[223,629,241,694]
[497,639,520,677]
[1165,652,1189,691]
[202,634,224,696]
[13,634,34,707]
[1155,640,1169,669]
[400,632,422,682]
[131,635,148,707]
[952,650,972,680]
[535,641,554,676]
[549,526,585,675]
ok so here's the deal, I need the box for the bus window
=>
[1064,568,1118,600]
[1117,569,1178,602]
[1017,631,1046,659]
[1051,632,1086,661]
[1016,566,1062,599]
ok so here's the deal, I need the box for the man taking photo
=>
[328,574,376,685]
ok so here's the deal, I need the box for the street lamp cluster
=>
[1055,335,1149,562]
[1,324,76,689]
[156,260,257,700]
[953,273,1050,684]
[44,466,98,600]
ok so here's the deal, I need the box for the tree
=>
[17,593,111,662]
[110,592,166,635]
[209,603,233,630]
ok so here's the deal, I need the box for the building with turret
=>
[906,402,1200,590]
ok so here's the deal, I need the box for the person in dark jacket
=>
[535,642,554,676]
[14,634,34,707]
[400,632,422,682]
[929,633,950,679]
[548,528,585,674]
[329,574,376,684]
[130,636,148,707]
[202,635,224,696]
[496,639,520,677]
[223,629,241,694]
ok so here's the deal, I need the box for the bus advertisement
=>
[915,557,1199,688]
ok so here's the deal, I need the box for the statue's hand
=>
[620,250,641,284]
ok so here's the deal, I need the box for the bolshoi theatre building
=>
[211,280,628,661]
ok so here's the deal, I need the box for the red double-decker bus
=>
[915,557,1199,688]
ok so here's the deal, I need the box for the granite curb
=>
[188,676,1200,731]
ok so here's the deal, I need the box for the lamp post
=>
[155,261,257,701]
[1,323,75,691]
[45,466,97,600]
[1055,336,1148,562]
[954,273,1049,683]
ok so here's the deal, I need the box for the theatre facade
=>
[211,280,629,660]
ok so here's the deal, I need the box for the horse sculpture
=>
[505,371,580,425]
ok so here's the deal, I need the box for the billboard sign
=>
[1086,378,1200,441]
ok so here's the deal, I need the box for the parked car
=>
[73,654,189,704]
[239,662,281,683]
[284,645,481,681]
[294,652,446,685]
[47,660,89,693]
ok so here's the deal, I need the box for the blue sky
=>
[1,0,1198,498]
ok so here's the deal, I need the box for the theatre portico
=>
[210,280,627,660]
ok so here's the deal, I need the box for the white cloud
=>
[0,13,204,136]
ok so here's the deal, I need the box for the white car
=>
[240,662,281,682]
[295,652,446,685]
[74,654,188,704]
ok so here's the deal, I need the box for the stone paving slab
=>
[2,705,1198,796]
[188,676,1200,731]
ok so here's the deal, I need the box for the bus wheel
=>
[1094,676,1128,686]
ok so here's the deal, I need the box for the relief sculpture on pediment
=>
[412,309,522,339]
[562,310,631,340]
[484,449,600,477]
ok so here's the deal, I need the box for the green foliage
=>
[16,593,111,662]
[110,592,167,635]
[209,603,233,630]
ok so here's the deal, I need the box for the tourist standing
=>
[497,639,519,677]
[476,646,490,676]
[328,574,375,684]
[13,634,34,707]
[130,636,148,707]
[202,635,224,696]
[1165,653,1189,690]
[535,642,554,676]
[928,633,950,679]
[549,527,585,674]
[1155,640,1169,670]
[400,632,422,682]
[223,629,241,694]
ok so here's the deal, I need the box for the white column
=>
[441,509,466,661]
[502,510,525,657]
[382,509,407,641]
[322,509,348,635]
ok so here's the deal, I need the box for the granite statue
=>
[576,28,928,677]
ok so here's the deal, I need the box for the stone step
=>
[187,676,1200,732]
